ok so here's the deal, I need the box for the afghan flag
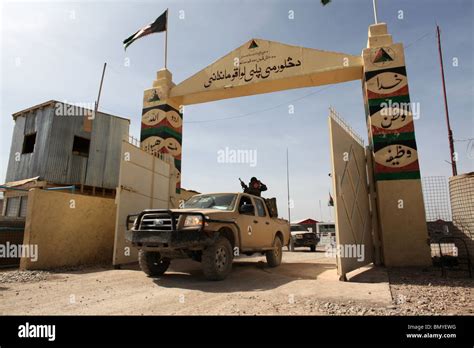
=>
[328,192,334,207]
[123,10,167,50]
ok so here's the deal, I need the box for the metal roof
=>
[12,100,131,123]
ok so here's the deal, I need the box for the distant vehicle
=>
[316,222,336,246]
[289,224,320,252]
[126,192,290,281]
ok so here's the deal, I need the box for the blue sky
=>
[1,0,473,221]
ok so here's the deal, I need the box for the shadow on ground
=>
[151,257,337,293]
[347,265,390,284]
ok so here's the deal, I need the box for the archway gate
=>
[129,23,432,277]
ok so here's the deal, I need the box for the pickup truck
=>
[125,192,290,280]
[289,224,320,251]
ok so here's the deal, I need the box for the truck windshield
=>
[184,194,237,211]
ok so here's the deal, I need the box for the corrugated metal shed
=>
[84,109,129,188]
[5,100,130,189]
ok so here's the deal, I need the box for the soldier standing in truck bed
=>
[245,177,267,197]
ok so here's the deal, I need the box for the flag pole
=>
[319,200,323,222]
[372,0,378,24]
[164,9,168,69]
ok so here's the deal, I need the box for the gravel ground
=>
[0,270,52,284]
[387,267,473,315]
[0,264,111,284]
[313,267,473,316]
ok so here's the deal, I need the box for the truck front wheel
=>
[289,239,295,251]
[138,250,170,276]
[266,236,283,267]
[202,236,233,280]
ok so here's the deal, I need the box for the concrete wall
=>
[20,189,116,270]
[376,180,431,266]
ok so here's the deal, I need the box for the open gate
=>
[328,108,378,280]
[113,139,174,266]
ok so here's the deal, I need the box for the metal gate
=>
[328,108,376,280]
[113,139,173,266]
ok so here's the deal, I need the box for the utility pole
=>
[93,62,107,119]
[94,62,108,189]
[436,25,457,176]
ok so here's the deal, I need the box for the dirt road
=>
[0,250,471,315]
[0,250,391,315]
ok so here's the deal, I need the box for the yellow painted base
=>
[376,180,432,266]
[20,189,116,270]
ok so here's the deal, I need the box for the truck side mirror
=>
[126,214,139,230]
[239,204,254,215]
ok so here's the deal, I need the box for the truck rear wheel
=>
[310,245,316,252]
[202,236,233,280]
[266,236,282,267]
[138,250,170,276]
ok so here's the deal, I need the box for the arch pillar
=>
[361,23,431,266]
[141,69,182,194]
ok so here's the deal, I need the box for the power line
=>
[184,85,333,124]
[405,32,434,49]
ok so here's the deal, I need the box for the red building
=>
[295,218,319,233]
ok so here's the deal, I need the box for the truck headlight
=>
[296,234,303,239]
[184,215,203,227]
[126,214,139,230]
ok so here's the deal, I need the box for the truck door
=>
[235,194,260,251]
[253,197,273,247]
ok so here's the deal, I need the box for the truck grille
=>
[139,213,175,232]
